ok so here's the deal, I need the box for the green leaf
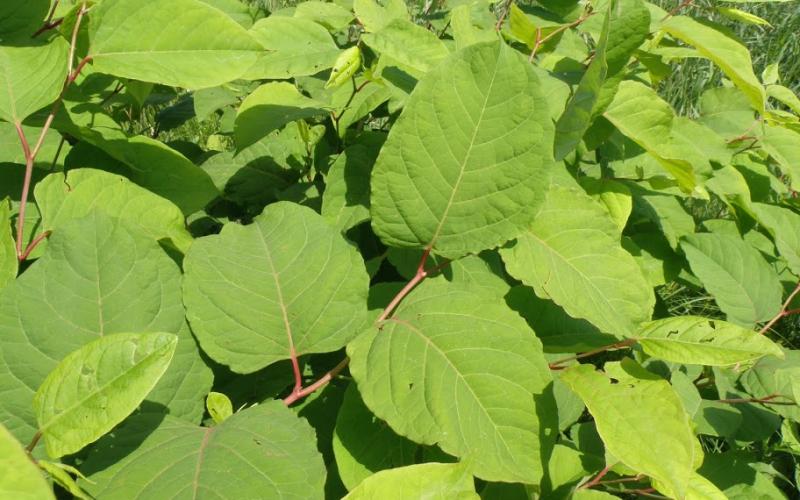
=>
[349,279,553,483]
[553,7,609,160]
[450,2,497,50]
[294,1,354,31]
[34,332,177,458]
[0,212,191,445]
[81,401,326,499]
[244,16,341,80]
[751,203,800,276]
[234,82,328,150]
[0,1,50,41]
[561,363,699,499]
[371,41,555,259]
[579,178,632,234]
[636,316,784,366]
[500,186,654,337]
[183,202,369,373]
[56,104,219,214]
[760,125,800,191]
[766,84,800,115]
[362,19,449,74]
[716,7,771,26]
[0,422,53,500]
[680,233,783,327]
[206,392,233,424]
[331,81,392,137]
[603,81,699,192]
[322,141,382,232]
[353,0,408,32]
[333,384,418,490]
[661,16,765,113]
[344,463,478,499]
[0,199,15,292]
[0,39,68,124]
[698,87,755,139]
[88,0,262,88]
[36,461,91,500]
[34,169,193,253]
[326,47,362,89]
[740,351,800,422]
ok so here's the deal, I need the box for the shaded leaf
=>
[344,463,478,499]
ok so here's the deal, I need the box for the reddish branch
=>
[283,248,439,405]
[548,338,637,370]
[717,393,795,405]
[14,3,91,261]
[662,0,693,21]
[32,0,62,37]
[578,465,612,490]
[759,281,800,335]
[529,11,595,62]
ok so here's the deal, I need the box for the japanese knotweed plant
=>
[1,0,800,498]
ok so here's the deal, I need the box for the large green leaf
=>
[34,169,193,253]
[0,39,68,124]
[349,279,553,483]
[661,16,765,113]
[344,463,478,499]
[353,0,408,32]
[361,19,449,74]
[603,81,699,191]
[57,104,219,214]
[0,422,53,500]
[321,142,382,233]
[760,125,800,191]
[751,203,800,276]
[680,233,782,327]
[636,316,784,366]
[183,202,369,373]
[333,384,418,490]
[80,401,326,499]
[234,82,328,150]
[500,186,654,337]
[0,212,190,445]
[34,332,177,458]
[88,0,263,88]
[0,199,15,292]
[0,0,50,41]
[371,41,554,259]
[561,363,699,499]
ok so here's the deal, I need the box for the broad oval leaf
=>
[333,384,418,490]
[348,279,553,483]
[353,0,409,32]
[88,0,263,88]
[561,363,699,499]
[661,16,765,113]
[234,82,328,150]
[321,141,382,233]
[34,169,193,253]
[344,463,478,499]
[0,39,68,124]
[751,202,800,277]
[80,401,326,499]
[183,201,369,373]
[361,19,449,74]
[636,316,784,366]
[371,41,555,259]
[0,422,53,500]
[500,186,654,337]
[680,233,782,327]
[33,332,178,458]
[0,212,197,445]
[244,16,341,80]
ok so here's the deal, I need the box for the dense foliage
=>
[1,0,800,498]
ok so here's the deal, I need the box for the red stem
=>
[578,464,612,490]
[759,281,800,335]
[15,4,89,262]
[717,393,795,405]
[32,0,61,37]
[283,247,435,405]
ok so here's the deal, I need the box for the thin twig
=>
[548,338,637,370]
[578,465,612,490]
[529,12,594,62]
[717,393,795,406]
[32,0,61,37]
[494,0,513,31]
[26,431,42,454]
[283,248,437,405]
[759,281,800,334]
[15,3,90,261]
[662,0,693,21]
